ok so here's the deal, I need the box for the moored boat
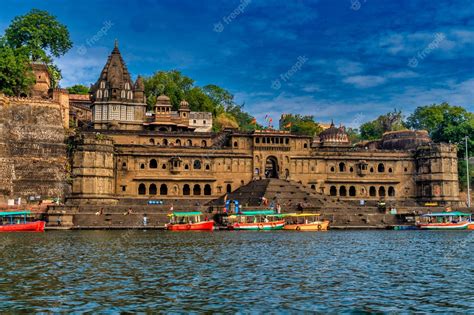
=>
[416,212,472,230]
[166,211,214,231]
[227,210,285,230]
[0,211,45,232]
[282,213,330,231]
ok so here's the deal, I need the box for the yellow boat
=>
[282,213,330,231]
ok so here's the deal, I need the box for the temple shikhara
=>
[0,43,461,227]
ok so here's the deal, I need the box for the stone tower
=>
[90,41,146,130]
[30,63,51,99]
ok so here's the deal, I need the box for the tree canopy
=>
[280,114,322,137]
[0,9,71,95]
[359,110,405,140]
[67,84,90,95]
[143,70,258,131]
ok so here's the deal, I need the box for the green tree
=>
[360,110,405,140]
[0,40,35,96]
[67,84,90,95]
[406,103,474,190]
[280,114,322,136]
[4,9,72,63]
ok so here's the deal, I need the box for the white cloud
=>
[343,75,387,88]
[301,84,321,93]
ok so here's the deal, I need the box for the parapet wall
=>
[0,94,68,202]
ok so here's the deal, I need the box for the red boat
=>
[166,211,214,231]
[0,211,46,232]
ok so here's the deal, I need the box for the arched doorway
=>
[265,156,279,178]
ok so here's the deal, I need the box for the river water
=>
[0,230,473,313]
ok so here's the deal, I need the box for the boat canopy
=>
[238,210,275,216]
[283,213,321,217]
[0,211,31,217]
[168,211,202,217]
[421,211,471,217]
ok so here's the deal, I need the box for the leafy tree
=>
[143,70,258,131]
[4,9,72,63]
[406,103,474,190]
[346,127,362,144]
[360,110,405,140]
[67,84,90,95]
[0,39,35,96]
[280,114,322,136]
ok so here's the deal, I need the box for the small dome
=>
[179,100,189,108]
[318,121,349,143]
[157,95,170,101]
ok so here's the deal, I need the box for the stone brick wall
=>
[0,94,67,202]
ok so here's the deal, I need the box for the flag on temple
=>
[250,118,257,124]
[284,122,292,128]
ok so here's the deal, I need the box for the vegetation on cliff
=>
[0,9,71,95]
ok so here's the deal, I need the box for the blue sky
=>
[0,0,473,127]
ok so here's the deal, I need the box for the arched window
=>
[379,186,386,197]
[339,186,347,196]
[204,184,212,196]
[104,89,108,98]
[160,184,168,195]
[184,164,189,170]
[149,159,157,169]
[121,90,126,98]
[303,143,308,148]
[349,167,354,173]
[186,139,192,146]
[201,140,207,147]
[128,91,133,99]
[125,82,130,90]
[226,184,232,193]
[176,139,181,146]
[339,162,346,172]
[330,186,337,196]
[122,162,127,169]
[149,139,155,145]
[163,139,168,146]
[138,183,146,195]
[97,90,102,98]
[205,164,210,170]
[349,186,356,196]
[183,184,190,195]
[140,163,145,169]
[149,184,157,195]
[256,138,260,144]
[234,141,238,148]
[369,186,376,197]
[162,164,167,169]
[193,184,201,195]
[193,160,202,169]
[388,186,395,197]
[378,163,385,173]
[370,167,374,173]
[330,166,335,172]
[388,168,393,173]
[100,81,105,89]
[285,138,289,144]
[310,184,316,190]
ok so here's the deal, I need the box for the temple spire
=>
[114,39,118,49]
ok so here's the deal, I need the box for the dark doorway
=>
[265,156,279,178]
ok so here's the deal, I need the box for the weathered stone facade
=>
[0,93,68,202]
[64,44,460,207]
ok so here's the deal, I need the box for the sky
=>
[0,0,473,127]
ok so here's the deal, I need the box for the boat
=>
[0,211,46,232]
[416,211,472,230]
[227,210,285,230]
[166,211,214,231]
[282,213,330,231]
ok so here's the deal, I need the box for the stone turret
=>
[30,63,51,99]
[178,99,190,120]
[90,41,147,130]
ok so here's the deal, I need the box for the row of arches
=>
[329,185,396,197]
[148,138,208,147]
[331,162,393,173]
[145,159,210,170]
[255,137,290,145]
[138,183,213,196]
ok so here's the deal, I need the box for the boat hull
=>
[417,222,470,230]
[167,221,214,231]
[231,220,285,231]
[0,221,45,232]
[283,221,329,231]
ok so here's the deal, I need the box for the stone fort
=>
[0,43,461,214]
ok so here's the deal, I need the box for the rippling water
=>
[1,230,474,313]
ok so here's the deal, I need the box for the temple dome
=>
[318,121,350,144]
